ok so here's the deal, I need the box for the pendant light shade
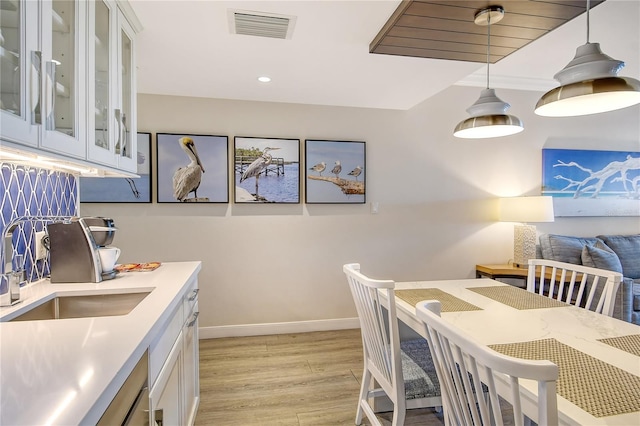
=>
[454,6,524,139]
[535,2,640,116]
[454,88,524,138]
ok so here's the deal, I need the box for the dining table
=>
[379,278,640,426]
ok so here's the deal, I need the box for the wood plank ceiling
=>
[370,0,606,63]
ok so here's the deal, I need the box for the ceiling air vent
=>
[229,10,296,40]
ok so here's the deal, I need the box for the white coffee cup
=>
[98,247,121,272]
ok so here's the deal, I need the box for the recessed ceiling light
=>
[258,76,271,83]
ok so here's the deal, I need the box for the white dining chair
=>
[527,259,622,316]
[415,300,559,426]
[343,263,441,426]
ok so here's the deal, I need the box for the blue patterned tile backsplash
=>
[0,162,78,282]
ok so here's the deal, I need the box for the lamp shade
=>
[500,196,554,268]
[499,196,555,223]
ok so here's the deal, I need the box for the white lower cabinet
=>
[150,331,184,426]
[183,301,200,425]
[149,278,199,425]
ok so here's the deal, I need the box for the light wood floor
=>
[194,328,445,425]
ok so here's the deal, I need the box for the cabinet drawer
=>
[149,302,183,386]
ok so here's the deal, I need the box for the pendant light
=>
[454,6,523,139]
[535,0,640,117]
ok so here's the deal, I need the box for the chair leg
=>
[444,413,452,426]
[356,368,371,425]
[392,391,406,426]
[391,404,406,426]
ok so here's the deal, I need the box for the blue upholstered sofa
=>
[538,233,640,325]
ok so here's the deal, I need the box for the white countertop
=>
[0,261,201,426]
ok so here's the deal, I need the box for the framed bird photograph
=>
[156,133,229,203]
[80,132,153,203]
[234,136,300,203]
[305,139,366,204]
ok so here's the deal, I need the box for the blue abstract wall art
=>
[542,148,640,217]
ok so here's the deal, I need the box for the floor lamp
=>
[500,196,555,268]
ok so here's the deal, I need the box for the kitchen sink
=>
[7,291,151,322]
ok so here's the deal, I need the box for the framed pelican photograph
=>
[80,132,152,203]
[234,136,300,203]
[156,133,229,203]
[305,139,366,204]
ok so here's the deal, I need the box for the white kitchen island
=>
[0,261,201,425]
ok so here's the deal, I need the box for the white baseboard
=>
[199,317,360,339]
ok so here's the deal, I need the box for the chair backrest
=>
[416,300,559,426]
[343,263,403,402]
[527,259,622,316]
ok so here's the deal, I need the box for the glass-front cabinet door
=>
[87,0,114,166]
[39,0,86,158]
[88,3,136,172]
[0,0,40,146]
[115,9,136,173]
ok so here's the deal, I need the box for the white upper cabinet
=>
[87,0,137,173]
[0,0,139,175]
[39,0,87,158]
[114,7,137,172]
[0,0,40,146]
[87,0,113,166]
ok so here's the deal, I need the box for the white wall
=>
[81,85,640,336]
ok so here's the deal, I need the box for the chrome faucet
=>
[1,254,24,306]
[1,215,73,276]
[1,215,73,306]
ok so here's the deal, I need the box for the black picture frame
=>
[305,139,366,204]
[156,133,229,203]
[80,132,153,203]
[234,136,300,203]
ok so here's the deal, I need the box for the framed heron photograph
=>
[234,136,300,203]
[156,133,229,203]
[305,139,366,204]
[80,132,152,203]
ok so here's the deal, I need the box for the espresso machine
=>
[48,217,118,283]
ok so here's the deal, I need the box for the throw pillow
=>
[581,241,623,274]
[542,234,599,265]
[597,234,640,279]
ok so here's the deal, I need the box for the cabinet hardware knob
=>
[115,109,122,154]
[30,51,42,120]
[45,61,57,130]
[188,288,199,301]
[187,311,199,327]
